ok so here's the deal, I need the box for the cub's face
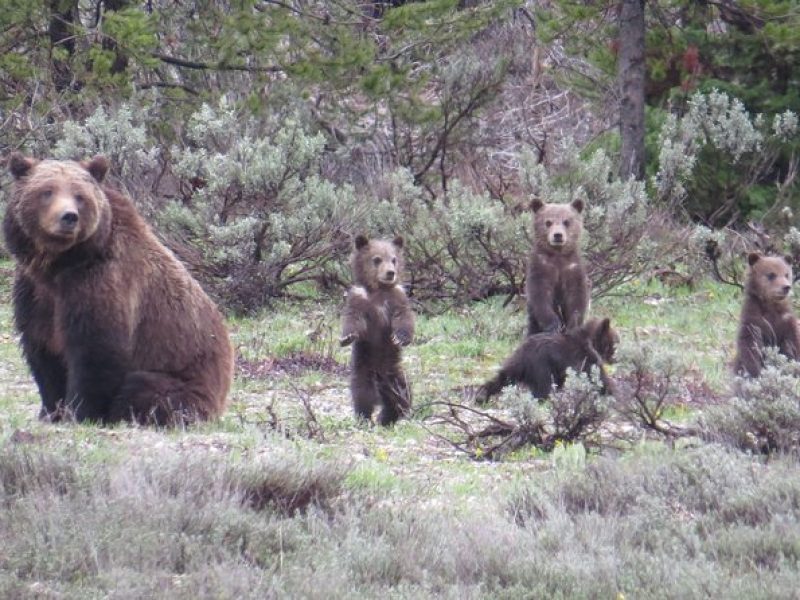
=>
[747,253,793,303]
[532,199,584,252]
[586,317,618,363]
[8,155,109,254]
[352,235,405,290]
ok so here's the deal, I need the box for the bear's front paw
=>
[473,386,490,405]
[340,333,357,347]
[391,330,412,346]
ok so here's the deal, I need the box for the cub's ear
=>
[571,199,585,214]
[530,199,545,213]
[747,252,762,266]
[354,235,369,250]
[392,235,404,249]
[598,317,611,335]
[83,155,109,183]
[784,254,794,267]
[8,153,35,179]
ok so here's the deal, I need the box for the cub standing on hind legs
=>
[525,199,590,335]
[340,235,415,426]
[734,252,800,377]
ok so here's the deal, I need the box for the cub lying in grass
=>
[475,318,618,403]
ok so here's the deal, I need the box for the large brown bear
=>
[734,252,800,377]
[340,235,415,425]
[4,154,234,425]
[475,317,618,403]
[525,199,590,335]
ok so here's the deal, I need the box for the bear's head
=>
[351,235,405,291]
[582,317,618,364]
[5,154,111,260]
[531,199,584,253]
[746,252,793,304]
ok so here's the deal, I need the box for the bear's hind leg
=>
[377,371,411,426]
[351,371,380,422]
[108,371,212,426]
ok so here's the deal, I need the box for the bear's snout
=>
[59,210,79,230]
[384,270,396,282]
[548,229,566,246]
[783,284,792,296]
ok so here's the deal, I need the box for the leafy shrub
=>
[654,89,799,225]
[164,98,365,312]
[703,349,800,454]
[613,341,693,435]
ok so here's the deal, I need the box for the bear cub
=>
[734,252,800,377]
[526,199,590,335]
[4,154,234,425]
[475,318,618,403]
[341,235,415,425]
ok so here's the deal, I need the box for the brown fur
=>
[734,252,800,377]
[475,318,618,403]
[525,199,590,335]
[340,235,415,425]
[3,154,234,425]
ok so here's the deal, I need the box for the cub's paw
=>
[473,386,490,405]
[391,330,412,346]
[339,333,357,347]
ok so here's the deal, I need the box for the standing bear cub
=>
[341,235,415,425]
[734,252,800,377]
[4,154,234,425]
[475,318,618,403]
[525,199,590,335]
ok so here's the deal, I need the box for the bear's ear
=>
[83,155,109,183]
[598,317,611,335]
[8,153,35,180]
[392,236,404,249]
[530,199,545,213]
[747,252,762,266]
[571,199,585,214]
[784,254,794,267]
[354,235,369,250]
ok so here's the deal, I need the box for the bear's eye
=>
[767,273,777,281]
[545,220,553,228]
[391,257,397,265]
[373,257,382,266]
[563,219,571,227]
[40,189,53,200]
[74,194,85,206]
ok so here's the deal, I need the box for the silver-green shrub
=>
[704,349,800,454]
[655,89,798,224]
[375,169,528,304]
[164,98,365,311]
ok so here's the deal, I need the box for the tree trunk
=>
[617,0,646,181]
[48,0,78,92]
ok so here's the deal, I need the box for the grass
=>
[1,264,799,598]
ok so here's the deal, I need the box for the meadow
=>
[1,263,799,599]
